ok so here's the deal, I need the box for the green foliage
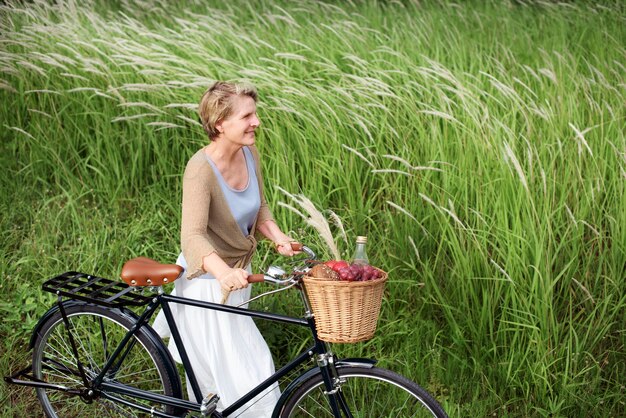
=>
[1,0,624,416]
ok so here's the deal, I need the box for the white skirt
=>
[152,254,280,417]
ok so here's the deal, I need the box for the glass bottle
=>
[352,236,369,265]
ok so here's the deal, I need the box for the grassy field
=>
[1,0,625,416]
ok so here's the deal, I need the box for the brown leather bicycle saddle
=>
[120,257,183,286]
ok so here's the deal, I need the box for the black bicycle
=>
[6,245,448,417]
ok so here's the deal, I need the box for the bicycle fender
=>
[271,358,376,418]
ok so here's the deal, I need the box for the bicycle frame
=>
[13,277,363,418]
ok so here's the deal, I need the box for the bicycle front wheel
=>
[280,366,448,418]
[32,303,182,417]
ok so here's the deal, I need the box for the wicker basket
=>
[302,270,387,343]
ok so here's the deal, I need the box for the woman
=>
[153,81,299,417]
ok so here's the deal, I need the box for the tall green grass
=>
[1,0,624,416]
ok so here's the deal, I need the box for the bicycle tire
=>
[278,366,448,418]
[32,303,182,417]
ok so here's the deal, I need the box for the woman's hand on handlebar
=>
[275,241,303,257]
[216,268,249,291]
[258,220,301,257]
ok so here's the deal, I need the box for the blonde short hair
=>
[198,81,258,140]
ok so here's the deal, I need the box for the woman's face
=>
[217,95,260,146]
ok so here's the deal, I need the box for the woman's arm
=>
[257,219,300,256]
[202,253,249,290]
[180,155,218,279]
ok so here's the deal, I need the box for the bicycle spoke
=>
[40,355,85,386]
[71,323,100,374]
[51,322,98,379]
[43,356,78,375]
[49,328,99,380]
[112,365,160,380]
[296,387,331,415]
[42,356,82,380]
[102,398,137,417]
[295,405,317,417]
[40,369,82,386]
[48,333,86,371]
[314,388,332,414]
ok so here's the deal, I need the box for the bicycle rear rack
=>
[4,273,152,394]
[42,271,152,308]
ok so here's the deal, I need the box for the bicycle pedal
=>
[200,393,220,416]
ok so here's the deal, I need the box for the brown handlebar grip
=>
[291,242,303,251]
[248,274,265,283]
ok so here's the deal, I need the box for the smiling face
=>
[198,81,258,141]
[215,95,260,146]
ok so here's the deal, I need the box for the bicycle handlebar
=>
[248,274,266,283]
[246,243,316,284]
[290,242,303,252]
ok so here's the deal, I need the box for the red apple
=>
[328,260,349,272]
[324,260,339,269]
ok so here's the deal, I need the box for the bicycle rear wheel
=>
[32,303,182,417]
[279,366,448,418]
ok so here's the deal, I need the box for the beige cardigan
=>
[180,145,274,279]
